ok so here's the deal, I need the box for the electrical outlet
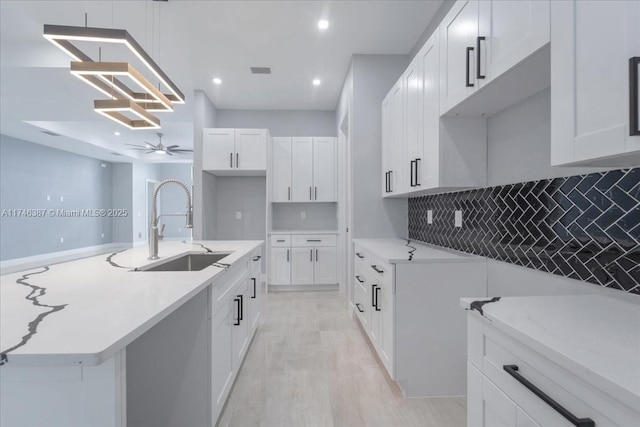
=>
[300,211,306,219]
[454,210,463,228]
[236,211,242,219]
[427,210,433,224]
[60,237,64,243]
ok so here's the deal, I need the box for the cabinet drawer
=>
[481,324,638,427]
[270,235,291,247]
[292,234,336,247]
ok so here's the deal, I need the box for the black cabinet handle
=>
[410,160,416,187]
[371,265,384,274]
[309,187,312,200]
[310,249,313,262]
[374,286,381,311]
[503,365,594,427]
[288,186,291,200]
[315,186,318,200]
[238,294,243,321]
[236,153,239,168]
[476,36,486,80]
[356,252,364,259]
[389,171,393,192]
[251,278,256,299]
[307,239,322,242]
[277,239,285,242]
[414,158,421,186]
[252,255,261,261]
[316,249,318,262]
[466,46,474,87]
[230,153,233,168]
[630,57,640,136]
[371,284,376,308]
[355,303,364,313]
[234,297,241,325]
[286,249,289,262]
[355,275,364,283]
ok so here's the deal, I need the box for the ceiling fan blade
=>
[170,149,193,153]
[125,147,152,151]
[165,145,180,149]
[165,151,173,156]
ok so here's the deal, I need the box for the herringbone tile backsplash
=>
[408,168,640,295]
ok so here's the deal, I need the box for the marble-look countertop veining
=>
[0,240,262,367]
[461,294,640,410]
[353,238,483,263]
[269,230,338,235]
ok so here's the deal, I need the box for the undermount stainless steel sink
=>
[136,253,231,272]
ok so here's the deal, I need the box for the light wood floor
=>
[217,291,466,427]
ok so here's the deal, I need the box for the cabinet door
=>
[440,0,480,113]
[235,129,266,170]
[248,275,262,333]
[368,282,380,347]
[203,128,235,171]
[269,248,291,285]
[211,299,234,422]
[551,0,640,165]
[382,92,393,196]
[419,31,440,189]
[291,137,314,202]
[314,246,337,284]
[482,375,518,427]
[389,79,405,194]
[378,281,394,378]
[312,137,337,202]
[404,56,423,190]
[271,137,292,202]
[478,0,549,86]
[291,247,314,285]
[231,278,249,368]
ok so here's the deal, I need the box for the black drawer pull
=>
[374,286,381,311]
[307,239,322,242]
[476,36,486,79]
[371,265,384,274]
[251,278,257,299]
[238,294,243,321]
[252,255,261,261]
[355,303,364,313]
[466,46,474,87]
[355,252,364,259]
[630,57,640,136]
[503,365,595,427]
[355,275,364,283]
[233,297,241,325]
[371,284,377,308]
[276,239,285,242]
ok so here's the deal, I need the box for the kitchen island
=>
[0,240,264,427]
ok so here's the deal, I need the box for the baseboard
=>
[0,243,130,275]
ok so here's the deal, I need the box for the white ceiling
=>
[0,0,442,162]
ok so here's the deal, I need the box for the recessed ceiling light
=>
[318,20,329,30]
[114,131,120,136]
[212,78,222,85]
[313,79,321,86]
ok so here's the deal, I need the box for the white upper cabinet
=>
[271,137,292,202]
[202,128,268,174]
[478,0,549,86]
[551,0,640,166]
[291,137,314,202]
[312,137,337,202]
[419,31,441,189]
[202,129,235,171]
[404,55,423,190]
[440,0,550,116]
[439,0,480,113]
[382,79,405,196]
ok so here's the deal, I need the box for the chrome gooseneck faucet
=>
[149,179,193,260]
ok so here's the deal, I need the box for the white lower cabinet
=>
[353,241,487,397]
[466,310,639,427]
[211,298,234,422]
[269,234,337,287]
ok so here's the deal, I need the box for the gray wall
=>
[158,164,194,240]
[487,88,606,186]
[213,177,266,240]
[193,90,218,239]
[350,54,410,239]
[0,134,113,260]
[112,163,133,244]
[215,110,336,137]
[272,203,338,231]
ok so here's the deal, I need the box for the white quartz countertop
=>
[353,238,482,264]
[269,230,338,235]
[0,240,262,367]
[460,294,640,410]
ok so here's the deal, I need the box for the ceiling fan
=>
[125,133,193,156]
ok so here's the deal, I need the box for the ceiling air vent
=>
[41,130,61,136]
[250,67,272,75]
